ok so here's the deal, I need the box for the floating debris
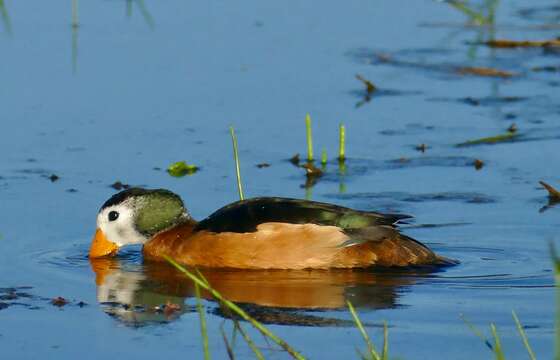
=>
[51,297,68,307]
[485,39,560,48]
[301,162,323,189]
[167,161,199,177]
[540,181,560,200]
[66,188,78,193]
[256,163,271,169]
[532,65,560,72]
[163,301,181,317]
[355,74,377,94]
[110,181,130,190]
[456,66,515,78]
[48,174,60,182]
[507,123,518,133]
[415,143,428,153]
[473,159,485,170]
[457,132,518,147]
[301,162,323,179]
[289,153,301,166]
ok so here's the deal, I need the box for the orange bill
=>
[89,228,119,258]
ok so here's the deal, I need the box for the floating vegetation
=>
[167,161,199,177]
[532,65,560,73]
[456,132,518,147]
[351,49,517,80]
[51,296,69,307]
[456,66,515,78]
[485,39,560,48]
[355,74,377,94]
[289,153,301,166]
[110,181,131,190]
[540,181,560,200]
[415,143,428,153]
[473,159,485,170]
[301,162,323,189]
[230,126,244,201]
[301,162,323,179]
[441,0,498,25]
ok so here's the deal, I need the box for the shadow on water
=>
[89,257,442,327]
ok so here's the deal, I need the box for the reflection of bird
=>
[90,257,428,326]
[89,188,454,269]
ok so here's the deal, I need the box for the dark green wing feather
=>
[195,197,410,233]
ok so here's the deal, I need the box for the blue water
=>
[1,0,559,358]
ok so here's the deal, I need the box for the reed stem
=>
[165,257,306,360]
[338,123,346,161]
[230,126,244,201]
[305,114,314,162]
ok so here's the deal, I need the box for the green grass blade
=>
[551,242,560,360]
[456,132,517,147]
[135,0,155,29]
[0,0,13,35]
[460,313,493,350]
[305,114,314,162]
[347,300,380,360]
[194,283,210,360]
[511,310,536,360]
[338,123,346,161]
[229,126,245,201]
[71,0,79,28]
[235,321,265,360]
[490,323,505,360]
[381,321,388,360]
[165,256,306,360]
[321,149,327,165]
[220,324,236,360]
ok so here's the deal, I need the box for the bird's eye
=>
[108,211,119,222]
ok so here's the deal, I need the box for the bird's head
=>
[89,188,189,258]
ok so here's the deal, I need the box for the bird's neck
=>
[142,219,198,260]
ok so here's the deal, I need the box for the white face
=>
[96,200,148,247]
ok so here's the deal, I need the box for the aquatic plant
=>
[305,114,314,162]
[439,0,499,26]
[339,124,346,162]
[230,126,244,200]
[165,256,306,359]
[0,0,13,35]
[347,301,388,360]
[167,161,199,177]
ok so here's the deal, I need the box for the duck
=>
[89,188,454,269]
